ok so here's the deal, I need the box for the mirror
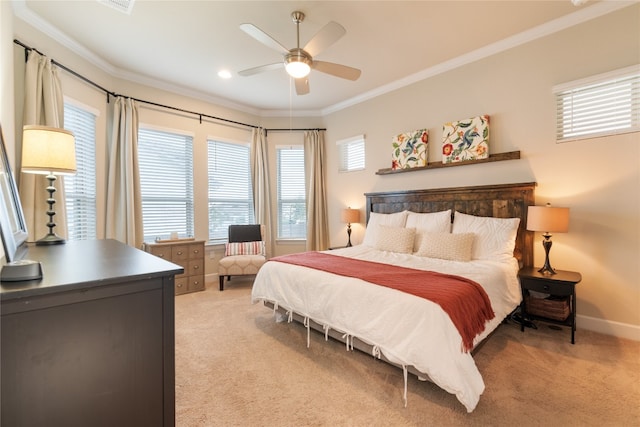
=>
[0,124,29,263]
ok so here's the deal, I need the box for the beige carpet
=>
[175,278,640,426]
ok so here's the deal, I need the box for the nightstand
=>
[518,267,582,344]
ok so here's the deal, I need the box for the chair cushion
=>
[219,254,266,276]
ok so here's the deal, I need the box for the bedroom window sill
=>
[276,239,306,245]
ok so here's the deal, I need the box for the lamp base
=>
[36,173,65,246]
[36,233,66,246]
[538,234,556,275]
[537,264,557,275]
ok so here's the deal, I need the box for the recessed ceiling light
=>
[217,70,232,79]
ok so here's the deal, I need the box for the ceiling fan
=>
[238,11,361,95]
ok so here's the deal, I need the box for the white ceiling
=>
[12,1,628,116]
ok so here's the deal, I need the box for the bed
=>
[251,182,535,412]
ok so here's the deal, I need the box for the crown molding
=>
[12,0,635,118]
[322,0,636,116]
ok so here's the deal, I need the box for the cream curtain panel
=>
[105,97,143,247]
[304,130,329,251]
[20,50,69,242]
[250,127,273,257]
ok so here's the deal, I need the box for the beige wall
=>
[5,5,639,337]
[323,6,640,336]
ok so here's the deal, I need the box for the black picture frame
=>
[0,124,29,263]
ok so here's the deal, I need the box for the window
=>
[277,146,306,239]
[337,134,365,172]
[138,127,194,242]
[207,139,254,241]
[554,65,640,142]
[63,102,97,240]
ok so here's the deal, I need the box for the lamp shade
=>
[526,204,569,233]
[341,208,360,224]
[22,125,76,175]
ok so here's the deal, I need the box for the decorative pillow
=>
[451,211,520,260]
[362,211,409,247]
[374,225,415,254]
[414,232,475,261]
[225,241,265,257]
[405,210,452,252]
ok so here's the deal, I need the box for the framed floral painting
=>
[442,115,489,163]
[391,129,428,170]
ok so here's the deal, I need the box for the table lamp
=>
[21,125,76,245]
[341,207,360,247]
[526,203,570,275]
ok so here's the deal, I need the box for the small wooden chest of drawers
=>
[143,240,205,295]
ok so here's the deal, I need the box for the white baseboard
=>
[577,314,640,341]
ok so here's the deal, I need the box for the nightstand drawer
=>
[520,277,574,296]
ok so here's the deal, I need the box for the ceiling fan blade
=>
[303,21,346,57]
[239,23,289,54]
[313,61,361,81]
[238,62,283,77]
[295,77,310,95]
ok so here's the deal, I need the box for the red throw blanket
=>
[270,252,495,352]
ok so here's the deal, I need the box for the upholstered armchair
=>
[218,224,266,291]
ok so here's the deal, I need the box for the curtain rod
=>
[13,39,327,134]
[265,128,326,136]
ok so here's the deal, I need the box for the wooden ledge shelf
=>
[376,151,520,175]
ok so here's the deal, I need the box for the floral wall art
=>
[442,115,489,163]
[391,129,428,170]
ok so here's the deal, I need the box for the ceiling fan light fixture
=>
[239,10,360,94]
[285,50,312,78]
[285,61,311,78]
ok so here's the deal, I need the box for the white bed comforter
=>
[250,245,521,412]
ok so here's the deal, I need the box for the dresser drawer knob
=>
[193,265,199,270]
[177,251,183,255]
[543,285,550,291]
[193,249,199,254]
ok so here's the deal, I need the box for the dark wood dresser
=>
[0,239,183,427]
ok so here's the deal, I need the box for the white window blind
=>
[138,127,194,242]
[554,65,640,142]
[207,139,254,241]
[277,146,306,239]
[337,134,365,172]
[63,102,97,241]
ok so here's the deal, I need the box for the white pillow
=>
[452,211,520,260]
[362,211,409,247]
[374,225,415,254]
[414,232,474,261]
[405,210,452,252]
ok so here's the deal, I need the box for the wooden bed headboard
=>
[364,182,536,267]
